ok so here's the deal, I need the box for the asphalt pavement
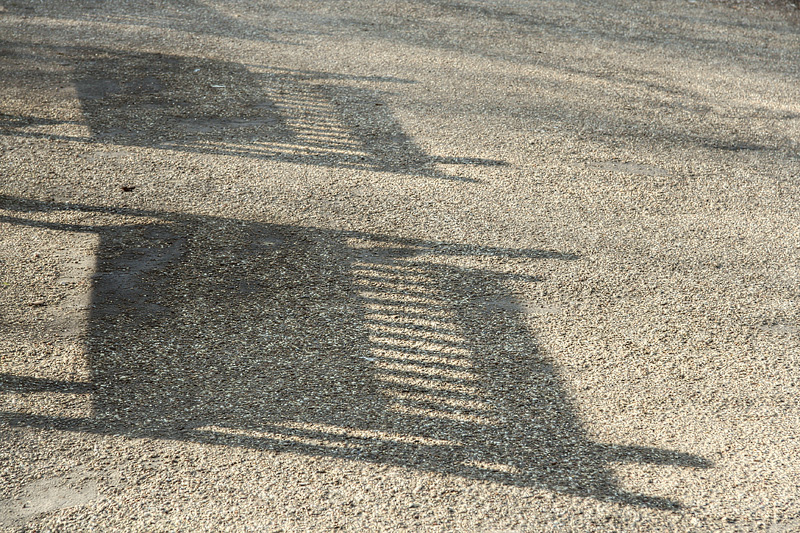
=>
[1,0,799,530]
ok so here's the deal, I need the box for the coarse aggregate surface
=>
[1,0,799,530]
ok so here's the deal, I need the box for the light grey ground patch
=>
[0,471,97,527]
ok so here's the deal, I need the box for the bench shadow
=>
[1,196,711,509]
[0,41,502,182]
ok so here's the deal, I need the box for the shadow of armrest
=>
[360,233,580,261]
[601,443,713,469]
[433,156,508,167]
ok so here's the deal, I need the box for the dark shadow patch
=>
[0,374,93,395]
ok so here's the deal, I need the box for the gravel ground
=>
[1,0,799,530]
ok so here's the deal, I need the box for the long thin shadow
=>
[1,196,711,510]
